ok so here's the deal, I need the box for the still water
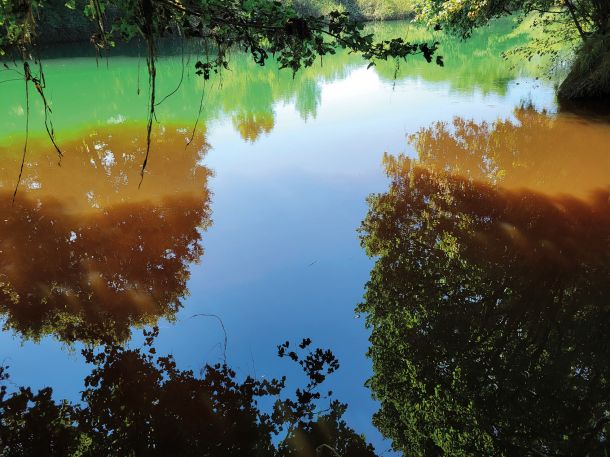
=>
[0,18,609,454]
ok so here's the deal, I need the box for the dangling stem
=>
[156,37,185,107]
[36,61,62,162]
[137,41,141,96]
[24,59,63,161]
[139,0,156,187]
[13,62,31,205]
[186,80,206,148]
[187,43,209,148]
[139,35,156,187]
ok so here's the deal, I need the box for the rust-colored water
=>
[0,126,211,342]
[409,107,610,199]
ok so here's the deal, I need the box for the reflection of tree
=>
[0,126,211,343]
[0,46,341,145]
[232,111,275,142]
[369,18,535,95]
[0,19,538,146]
[0,334,378,457]
[359,154,610,456]
[408,107,610,198]
[294,78,322,121]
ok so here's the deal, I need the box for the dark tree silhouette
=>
[0,333,379,457]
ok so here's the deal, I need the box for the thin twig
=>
[316,444,342,457]
[186,78,207,148]
[155,38,186,107]
[137,42,141,96]
[189,313,228,364]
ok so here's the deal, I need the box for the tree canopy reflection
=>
[232,111,275,143]
[359,112,610,455]
[0,126,211,343]
[408,107,610,198]
[0,332,378,457]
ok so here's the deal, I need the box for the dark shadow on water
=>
[558,97,610,121]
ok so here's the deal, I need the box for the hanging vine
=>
[12,60,30,205]
[140,0,156,183]
[1,1,64,200]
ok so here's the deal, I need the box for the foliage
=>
[0,367,81,456]
[358,109,610,455]
[290,0,418,21]
[368,17,536,93]
[412,0,610,98]
[0,332,378,457]
[405,106,610,195]
[415,0,607,38]
[0,0,36,56]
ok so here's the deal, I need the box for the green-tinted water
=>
[0,19,539,143]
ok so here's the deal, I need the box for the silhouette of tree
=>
[0,333,379,456]
[232,111,275,143]
[0,367,80,457]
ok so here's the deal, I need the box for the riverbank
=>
[558,33,610,102]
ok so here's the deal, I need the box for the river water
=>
[1,18,609,454]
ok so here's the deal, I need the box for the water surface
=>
[0,18,607,453]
